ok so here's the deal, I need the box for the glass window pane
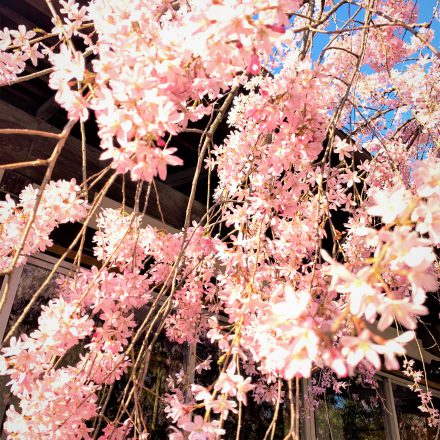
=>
[393,383,440,440]
[5,262,58,337]
[314,379,391,440]
[195,338,304,439]
[1,262,60,436]
[135,332,188,438]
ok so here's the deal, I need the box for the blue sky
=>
[418,0,440,46]
[270,1,439,74]
[269,0,440,146]
[309,0,440,62]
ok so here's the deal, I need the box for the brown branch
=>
[3,68,53,86]
[184,87,239,230]
[6,23,94,51]
[0,119,76,326]
[1,171,118,345]
[0,118,76,277]
[0,159,49,170]
[0,129,62,139]
[349,0,440,59]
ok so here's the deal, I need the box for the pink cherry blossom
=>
[1,0,440,436]
[205,395,238,419]
[181,415,225,440]
[341,330,383,371]
[377,298,428,331]
[10,25,35,47]
[367,185,411,224]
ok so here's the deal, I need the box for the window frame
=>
[0,252,73,438]
[0,252,73,342]
[306,371,440,440]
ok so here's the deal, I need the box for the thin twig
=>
[0,159,49,170]
[4,68,53,86]
[0,129,61,139]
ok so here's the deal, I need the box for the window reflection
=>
[1,261,60,436]
[314,380,391,440]
[393,383,440,440]
[5,262,58,337]
[194,338,304,439]
[142,333,188,438]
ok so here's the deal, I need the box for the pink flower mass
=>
[0,0,439,438]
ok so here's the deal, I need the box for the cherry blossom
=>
[0,179,88,272]
[0,0,439,437]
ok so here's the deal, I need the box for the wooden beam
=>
[0,100,204,229]
[4,0,54,29]
[0,4,36,29]
[165,166,208,187]
[36,96,58,121]
[21,0,51,17]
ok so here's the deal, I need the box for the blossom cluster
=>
[0,0,439,438]
[44,0,304,182]
[0,179,88,272]
[1,209,157,438]
[0,25,44,86]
